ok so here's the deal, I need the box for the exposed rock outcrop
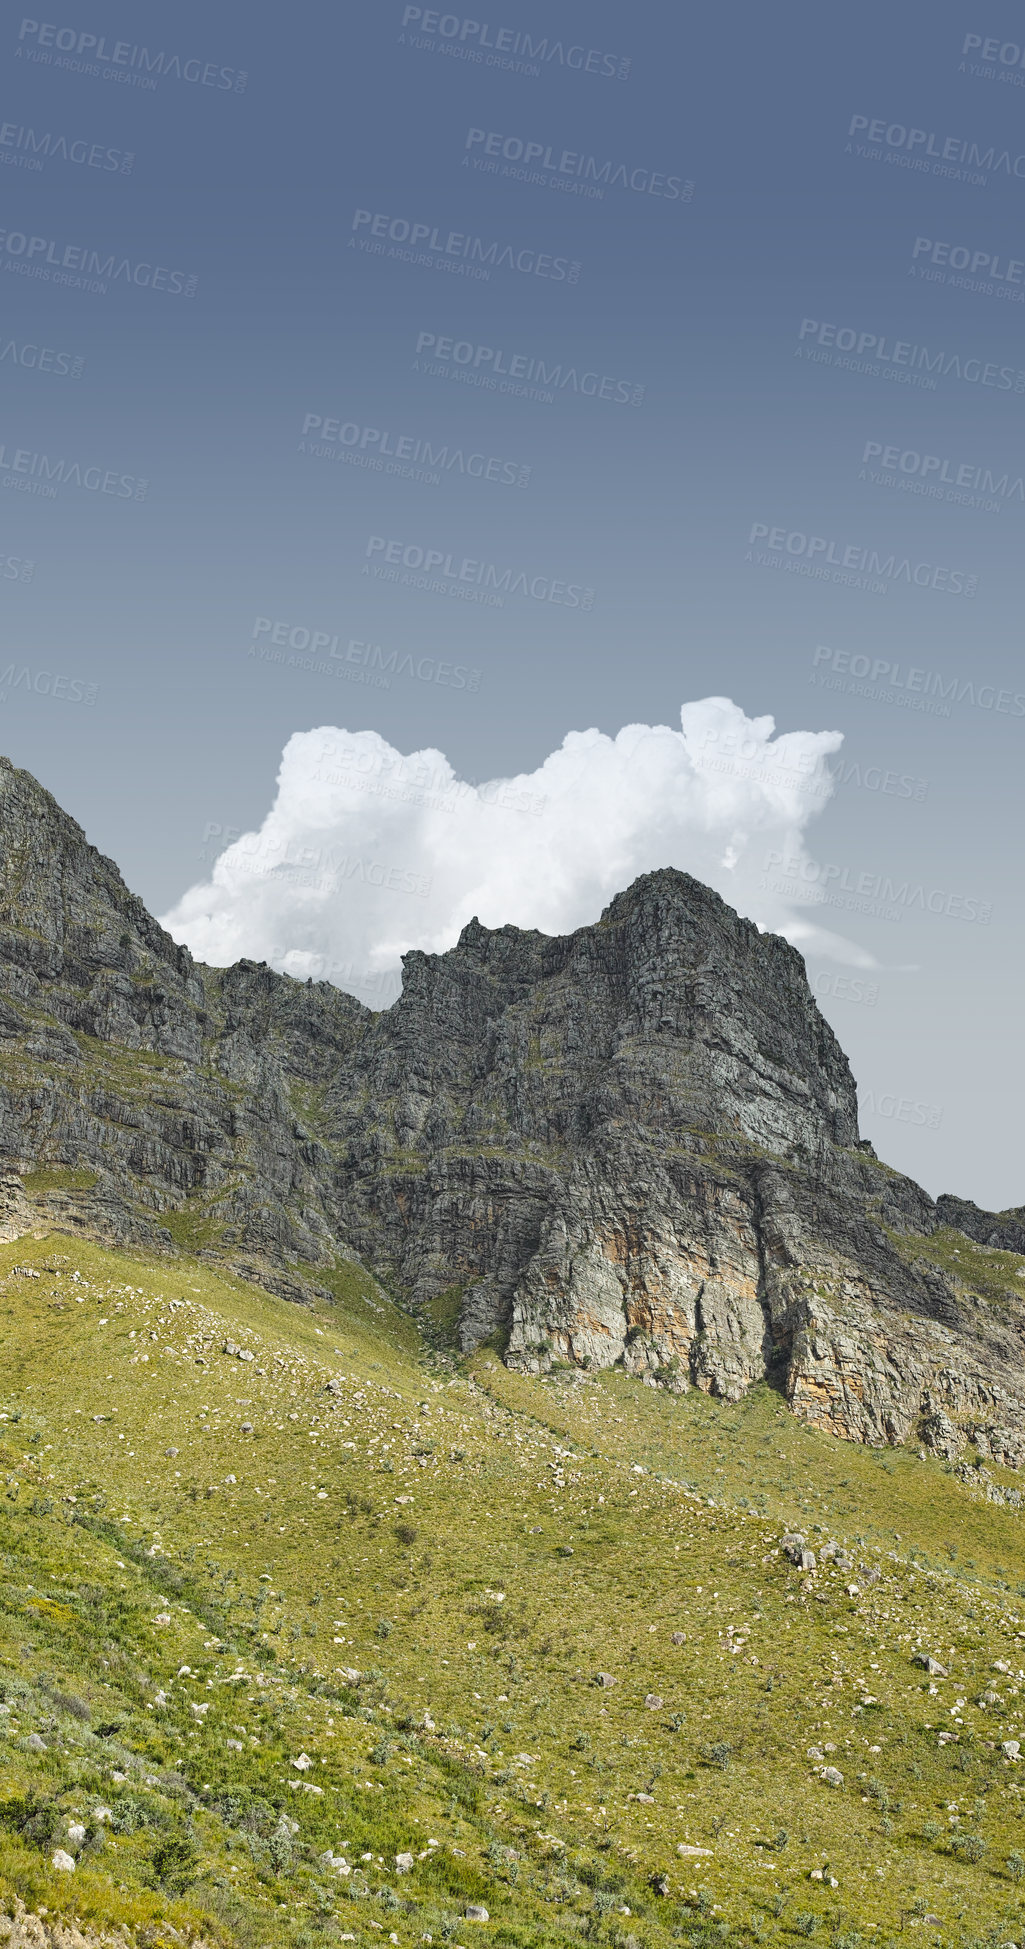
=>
[1,752,1023,1458]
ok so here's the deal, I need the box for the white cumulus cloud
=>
[160,697,864,1004]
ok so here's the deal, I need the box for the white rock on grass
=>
[465,1906,489,1922]
[67,1823,86,1844]
[51,1849,76,1872]
[396,1852,414,1872]
[292,1752,313,1770]
[820,1767,844,1788]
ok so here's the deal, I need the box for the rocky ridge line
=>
[0,752,1022,1467]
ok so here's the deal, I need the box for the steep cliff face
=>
[318,877,1023,1462]
[0,754,369,1288]
[1,753,1023,1461]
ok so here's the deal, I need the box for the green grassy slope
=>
[2,1234,1025,1949]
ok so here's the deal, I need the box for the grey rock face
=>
[935,1194,1025,1255]
[2,754,1024,1459]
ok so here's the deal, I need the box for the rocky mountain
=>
[1,752,1023,1463]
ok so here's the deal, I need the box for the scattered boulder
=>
[671,1631,685,1646]
[644,1693,664,1710]
[820,1767,844,1788]
[466,1905,489,1922]
[51,1849,75,1872]
[395,1852,414,1873]
[781,1532,805,1562]
[66,1823,86,1844]
[650,1872,670,1896]
[677,1843,713,1857]
[593,1672,616,1689]
[1002,1741,1021,1760]
[26,1733,46,1752]
[913,1654,949,1677]
[292,1752,313,1771]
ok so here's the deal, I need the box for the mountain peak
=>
[0,758,1021,1467]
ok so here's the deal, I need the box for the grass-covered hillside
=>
[2,1234,1025,1949]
